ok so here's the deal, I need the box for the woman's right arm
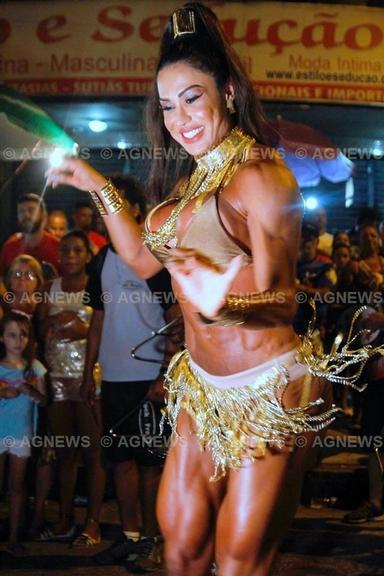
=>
[47,158,162,278]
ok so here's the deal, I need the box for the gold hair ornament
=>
[172,9,196,39]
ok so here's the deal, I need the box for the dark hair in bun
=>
[146,2,268,200]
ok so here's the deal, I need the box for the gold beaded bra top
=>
[143,127,255,264]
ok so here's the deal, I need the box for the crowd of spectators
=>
[0,178,181,569]
[295,206,384,525]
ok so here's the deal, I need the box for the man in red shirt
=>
[0,193,60,278]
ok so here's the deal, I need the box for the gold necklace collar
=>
[143,127,254,255]
[195,127,247,172]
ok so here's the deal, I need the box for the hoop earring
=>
[226,97,236,115]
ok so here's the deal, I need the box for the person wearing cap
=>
[294,222,337,337]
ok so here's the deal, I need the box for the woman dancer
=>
[47,4,338,574]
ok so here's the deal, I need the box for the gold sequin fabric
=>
[164,349,337,481]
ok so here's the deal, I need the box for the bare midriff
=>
[180,296,300,375]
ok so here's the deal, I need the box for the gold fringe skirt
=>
[163,307,384,480]
[164,349,335,481]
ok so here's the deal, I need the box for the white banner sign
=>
[1,1,384,104]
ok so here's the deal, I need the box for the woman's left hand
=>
[46,157,106,192]
[165,248,244,318]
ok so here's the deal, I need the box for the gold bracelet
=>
[89,190,107,216]
[197,291,284,327]
[196,311,244,327]
[225,291,284,310]
[89,179,126,216]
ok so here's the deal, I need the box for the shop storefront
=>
[1,1,383,238]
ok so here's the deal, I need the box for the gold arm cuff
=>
[89,179,126,216]
[197,291,284,327]
[225,293,274,310]
[89,190,108,216]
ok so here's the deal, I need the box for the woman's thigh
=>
[215,373,332,574]
[158,410,225,553]
[219,452,291,541]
